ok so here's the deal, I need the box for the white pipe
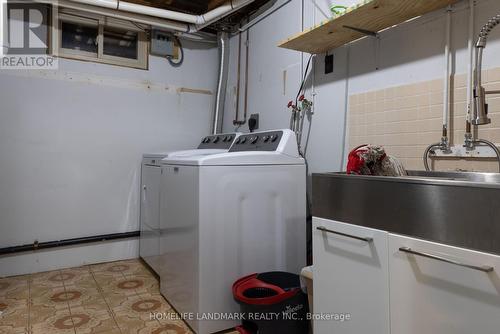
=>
[65,0,255,31]
[192,0,253,31]
[212,32,230,134]
[55,0,190,31]
[40,0,255,33]
[466,0,475,122]
[118,1,200,24]
[442,6,452,134]
[202,3,233,23]
[74,0,115,9]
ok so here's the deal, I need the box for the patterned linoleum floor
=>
[0,259,202,334]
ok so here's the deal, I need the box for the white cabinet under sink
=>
[312,217,390,334]
[313,217,500,334]
[389,234,500,334]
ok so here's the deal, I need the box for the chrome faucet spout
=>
[472,14,500,125]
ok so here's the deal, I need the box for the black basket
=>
[233,272,309,334]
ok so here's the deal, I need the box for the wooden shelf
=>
[278,0,459,54]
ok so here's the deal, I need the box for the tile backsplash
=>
[348,68,500,172]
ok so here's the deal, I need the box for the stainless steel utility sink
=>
[406,170,500,184]
[312,170,500,255]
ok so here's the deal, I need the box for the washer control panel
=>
[198,133,237,149]
[229,131,283,152]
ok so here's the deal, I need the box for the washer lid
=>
[166,149,229,158]
[162,151,305,166]
[143,149,226,161]
[142,152,173,159]
[143,132,241,162]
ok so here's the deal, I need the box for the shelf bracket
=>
[342,25,378,37]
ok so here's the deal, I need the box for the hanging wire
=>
[167,36,184,67]
[130,21,148,32]
[295,54,313,105]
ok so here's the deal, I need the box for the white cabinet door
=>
[313,217,390,334]
[389,234,500,334]
[140,165,161,230]
[139,165,161,273]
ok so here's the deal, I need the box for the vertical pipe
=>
[233,28,242,125]
[465,0,474,145]
[212,31,230,134]
[466,0,474,123]
[243,25,250,125]
[442,6,452,142]
[233,18,250,127]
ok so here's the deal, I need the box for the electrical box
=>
[150,29,176,57]
[325,54,334,74]
[249,114,259,132]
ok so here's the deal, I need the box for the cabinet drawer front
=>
[389,234,500,334]
[313,217,390,334]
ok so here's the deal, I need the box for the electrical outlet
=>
[249,114,259,132]
[325,54,334,74]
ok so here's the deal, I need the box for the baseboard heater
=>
[0,231,140,256]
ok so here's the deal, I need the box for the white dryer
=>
[140,133,240,274]
[159,129,306,334]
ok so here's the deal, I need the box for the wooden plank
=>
[278,0,459,54]
[177,87,213,95]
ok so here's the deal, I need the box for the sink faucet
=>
[424,14,500,172]
[472,14,500,125]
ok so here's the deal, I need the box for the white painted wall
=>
[222,0,500,173]
[0,41,218,276]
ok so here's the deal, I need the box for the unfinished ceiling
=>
[209,0,272,30]
[124,0,273,29]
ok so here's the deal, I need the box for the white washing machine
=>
[159,129,306,334]
[139,133,240,274]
